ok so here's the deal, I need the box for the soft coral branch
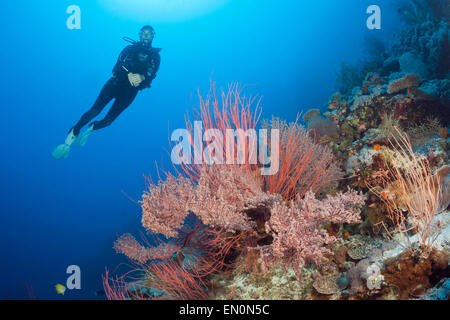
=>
[262,117,342,200]
[265,189,365,271]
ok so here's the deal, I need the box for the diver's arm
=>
[128,73,145,87]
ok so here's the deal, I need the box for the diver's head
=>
[139,25,155,46]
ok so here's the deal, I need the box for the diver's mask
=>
[139,29,155,46]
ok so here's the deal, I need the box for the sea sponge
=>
[302,108,320,123]
[387,73,420,94]
[382,248,449,299]
[307,116,338,138]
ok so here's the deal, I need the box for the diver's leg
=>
[71,78,117,136]
[90,89,138,131]
[75,89,138,147]
[52,78,117,158]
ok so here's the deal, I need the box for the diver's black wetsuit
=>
[71,42,161,136]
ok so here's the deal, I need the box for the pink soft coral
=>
[141,165,269,237]
[140,174,194,238]
[189,165,262,232]
[264,189,365,272]
[113,233,179,264]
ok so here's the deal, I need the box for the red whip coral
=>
[102,269,132,300]
[108,217,246,300]
[177,81,262,180]
[262,117,342,200]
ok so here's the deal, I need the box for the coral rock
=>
[347,244,370,260]
[422,278,450,300]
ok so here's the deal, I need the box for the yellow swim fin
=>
[52,129,77,159]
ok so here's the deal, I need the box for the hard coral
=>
[351,95,374,111]
[387,74,420,94]
[392,17,449,78]
[313,276,340,295]
[362,72,385,95]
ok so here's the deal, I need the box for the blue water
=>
[0,0,402,299]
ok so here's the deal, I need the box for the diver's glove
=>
[128,73,145,87]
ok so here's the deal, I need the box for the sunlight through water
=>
[99,0,232,22]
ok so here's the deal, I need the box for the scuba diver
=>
[52,25,161,159]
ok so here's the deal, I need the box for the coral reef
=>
[105,83,364,300]
[104,2,450,301]
[393,17,449,78]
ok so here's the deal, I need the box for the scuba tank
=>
[122,36,138,44]
[122,36,162,53]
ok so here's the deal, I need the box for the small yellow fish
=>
[55,284,66,295]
